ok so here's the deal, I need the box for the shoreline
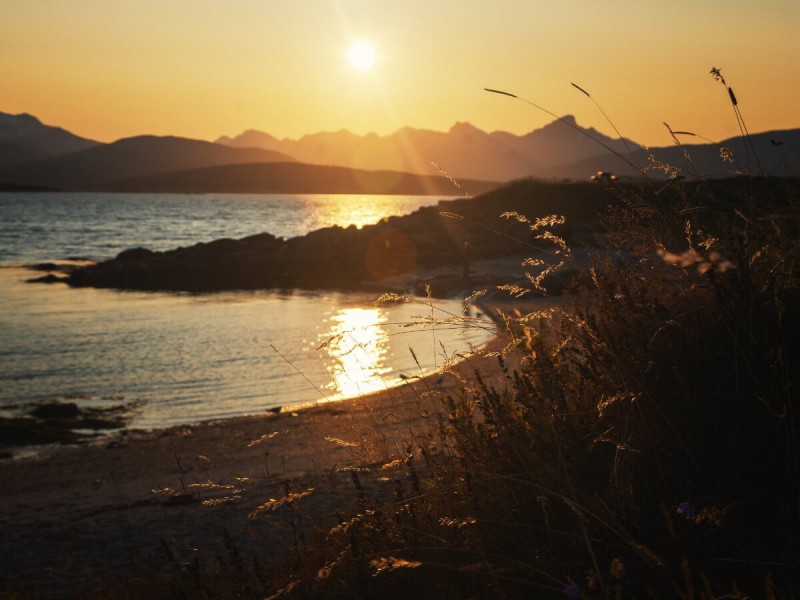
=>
[1,290,538,459]
[0,260,520,450]
[0,300,536,595]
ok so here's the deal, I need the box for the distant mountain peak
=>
[214,129,279,147]
[215,117,635,180]
[449,121,483,134]
[0,111,100,167]
[0,111,43,126]
[532,115,581,133]
[0,133,297,189]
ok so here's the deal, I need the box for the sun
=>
[348,41,376,71]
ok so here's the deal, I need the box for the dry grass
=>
[118,175,797,600]
[60,71,800,599]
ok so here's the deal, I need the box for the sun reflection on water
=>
[319,307,395,399]
[303,195,411,231]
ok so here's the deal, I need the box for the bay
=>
[0,192,490,432]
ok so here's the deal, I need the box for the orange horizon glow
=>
[2,1,799,147]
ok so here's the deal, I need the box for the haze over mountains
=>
[217,117,639,182]
[0,111,497,193]
[2,134,295,190]
[95,162,499,196]
[217,118,800,181]
[542,129,800,179]
[1,110,798,193]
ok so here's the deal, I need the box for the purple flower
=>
[562,584,581,600]
[676,501,697,520]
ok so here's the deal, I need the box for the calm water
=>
[0,192,490,432]
[0,192,452,263]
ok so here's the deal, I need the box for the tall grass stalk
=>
[109,70,799,600]
[484,87,652,183]
[570,82,646,174]
[710,66,765,175]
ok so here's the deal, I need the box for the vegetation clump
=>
[251,175,797,599]
[141,175,796,600]
[62,70,800,599]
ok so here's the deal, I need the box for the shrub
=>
[265,176,799,599]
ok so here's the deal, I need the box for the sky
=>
[2,0,799,146]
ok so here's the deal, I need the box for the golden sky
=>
[3,0,799,146]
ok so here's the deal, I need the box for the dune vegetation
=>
[86,71,799,600]
[175,181,794,600]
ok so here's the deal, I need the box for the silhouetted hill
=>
[0,136,296,190]
[542,128,800,180]
[93,161,500,195]
[0,142,50,169]
[216,117,638,182]
[485,116,632,171]
[6,109,797,188]
[0,111,100,167]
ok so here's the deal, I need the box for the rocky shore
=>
[4,180,615,595]
[29,180,615,297]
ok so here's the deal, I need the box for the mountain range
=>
[216,118,639,182]
[1,134,295,189]
[217,119,800,181]
[1,110,798,193]
[0,112,100,169]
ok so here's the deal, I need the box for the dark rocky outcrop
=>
[0,401,140,448]
[58,180,616,297]
[31,402,81,420]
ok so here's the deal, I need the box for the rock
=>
[116,247,155,261]
[26,262,80,274]
[60,180,618,296]
[31,402,80,420]
[0,417,80,446]
[27,274,66,284]
[27,262,64,272]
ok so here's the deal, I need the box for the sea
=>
[0,192,492,432]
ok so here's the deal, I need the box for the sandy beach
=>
[0,298,532,597]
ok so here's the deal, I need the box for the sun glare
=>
[320,307,390,399]
[348,41,376,71]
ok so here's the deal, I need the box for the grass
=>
[114,172,796,598]
[23,69,799,599]
[257,174,797,599]
[241,69,798,599]
[78,195,799,597]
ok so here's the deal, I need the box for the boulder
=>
[31,402,80,420]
